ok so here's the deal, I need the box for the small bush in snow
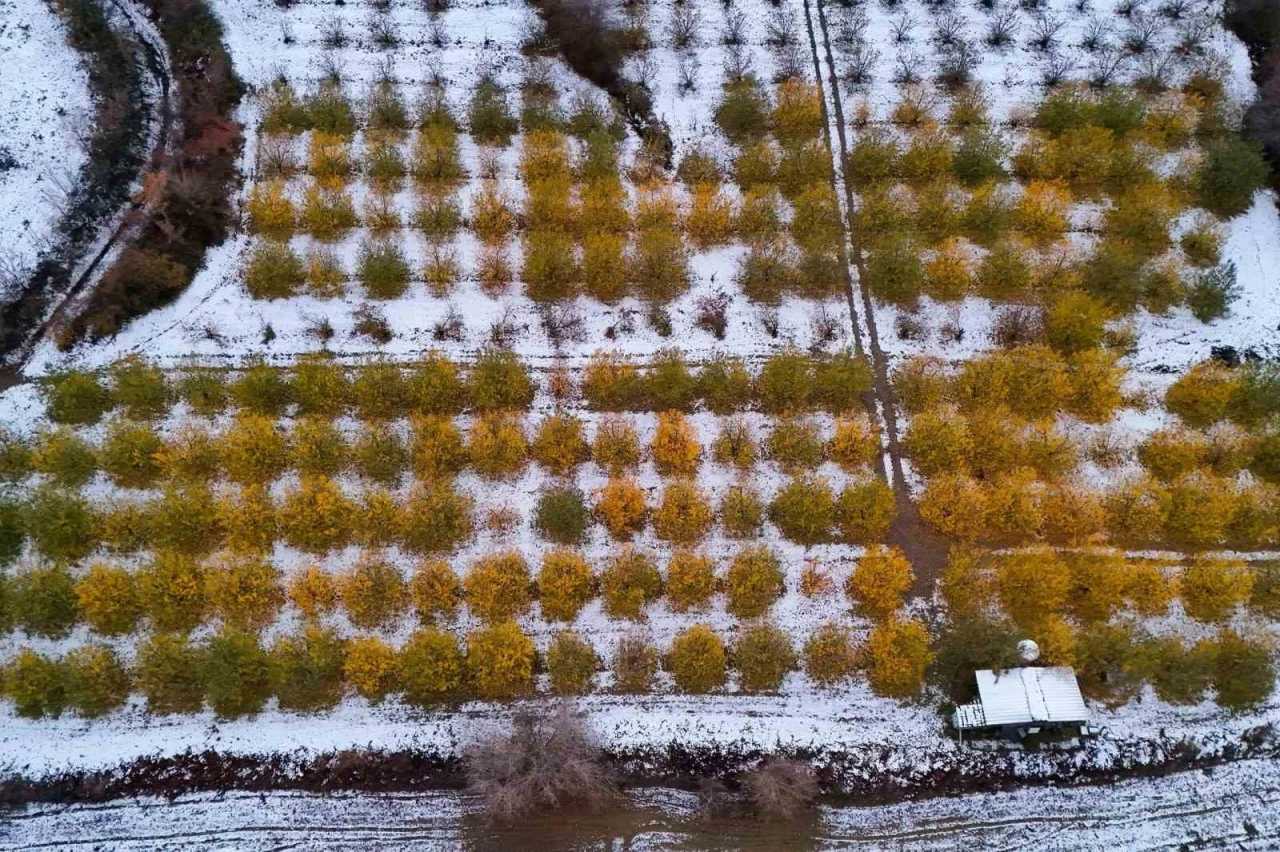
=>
[203,630,272,719]
[270,627,347,713]
[546,631,598,695]
[288,564,337,622]
[343,636,400,703]
[803,623,858,687]
[734,624,797,693]
[769,475,835,546]
[600,548,662,620]
[726,546,785,618]
[466,620,536,700]
[465,551,533,623]
[338,555,409,631]
[399,628,465,707]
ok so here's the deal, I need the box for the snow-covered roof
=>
[956,667,1089,729]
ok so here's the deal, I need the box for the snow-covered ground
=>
[3,758,1279,849]
[0,0,91,298]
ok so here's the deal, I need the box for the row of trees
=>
[0,543,917,640]
[1,466,899,565]
[919,470,1278,549]
[27,349,873,427]
[1,615,936,720]
[3,408,883,488]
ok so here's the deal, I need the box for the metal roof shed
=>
[952,666,1088,731]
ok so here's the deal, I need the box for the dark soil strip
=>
[1,724,1274,809]
[0,0,155,366]
[804,0,951,588]
[524,0,672,164]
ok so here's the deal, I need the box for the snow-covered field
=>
[0,0,1278,800]
[0,0,91,297]
[3,758,1279,849]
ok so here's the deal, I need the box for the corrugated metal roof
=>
[972,667,1088,727]
[952,703,986,729]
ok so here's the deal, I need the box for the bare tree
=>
[741,759,820,821]
[1028,11,1063,52]
[465,706,617,822]
[843,38,880,86]
[985,6,1018,48]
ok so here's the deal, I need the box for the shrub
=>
[535,486,589,545]
[772,78,823,144]
[892,357,948,415]
[469,412,528,480]
[1143,635,1213,705]
[11,563,78,638]
[1211,630,1276,711]
[726,546,785,618]
[667,624,727,693]
[863,616,933,699]
[1039,482,1107,545]
[246,180,295,237]
[720,485,765,539]
[357,239,411,299]
[467,620,535,700]
[545,631,598,695]
[523,230,578,302]
[203,630,272,718]
[469,349,535,411]
[537,548,595,621]
[1104,476,1171,544]
[0,429,32,483]
[137,551,207,633]
[288,564,337,621]
[767,418,825,472]
[769,476,835,546]
[218,484,278,554]
[245,240,304,298]
[604,632,657,693]
[715,77,770,143]
[0,499,21,568]
[845,545,913,620]
[135,633,205,714]
[1181,225,1222,268]
[279,476,354,553]
[1060,551,1127,624]
[830,413,879,472]
[400,627,465,707]
[592,415,641,474]
[350,361,408,421]
[205,553,283,632]
[44,370,111,426]
[100,501,150,554]
[630,228,690,303]
[288,417,347,477]
[4,649,66,718]
[712,416,757,469]
[407,353,467,415]
[834,480,896,544]
[1075,621,1144,705]
[24,483,97,562]
[686,184,735,249]
[32,427,97,487]
[337,556,408,630]
[600,548,662,620]
[530,414,589,476]
[1166,473,1237,548]
[1181,558,1254,623]
[583,352,645,411]
[1197,136,1268,217]
[1166,361,1238,428]
[401,484,474,554]
[75,563,141,636]
[220,414,289,484]
[400,559,461,626]
[470,77,518,145]
[354,425,408,485]
[863,237,923,305]
[595,477,647,540]
[157,426,219,482]
[993,550,1070,628]
[652,411,701,476]
[653,480,714,545]
[697,355,752,414]
[410,415,468,479]
[734,624,797,693]
[270,626,347,712]
[580,232,628,302]
[1138,428,1208,481]
[471,180,517,244]
[1066,348,1126,423]
[643,350,697,412]
[755,350,815,414]
[231,362,292,416]
[98,422,163,489]
[301,185,358,240]
[344,636,400,702]
[803,623,857,687]
[109,356,170,419]
[414,124,467,183]
[667,552,716,612]
[465,551,532,623]
[790,185,842,253]
[918,472,989,541]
